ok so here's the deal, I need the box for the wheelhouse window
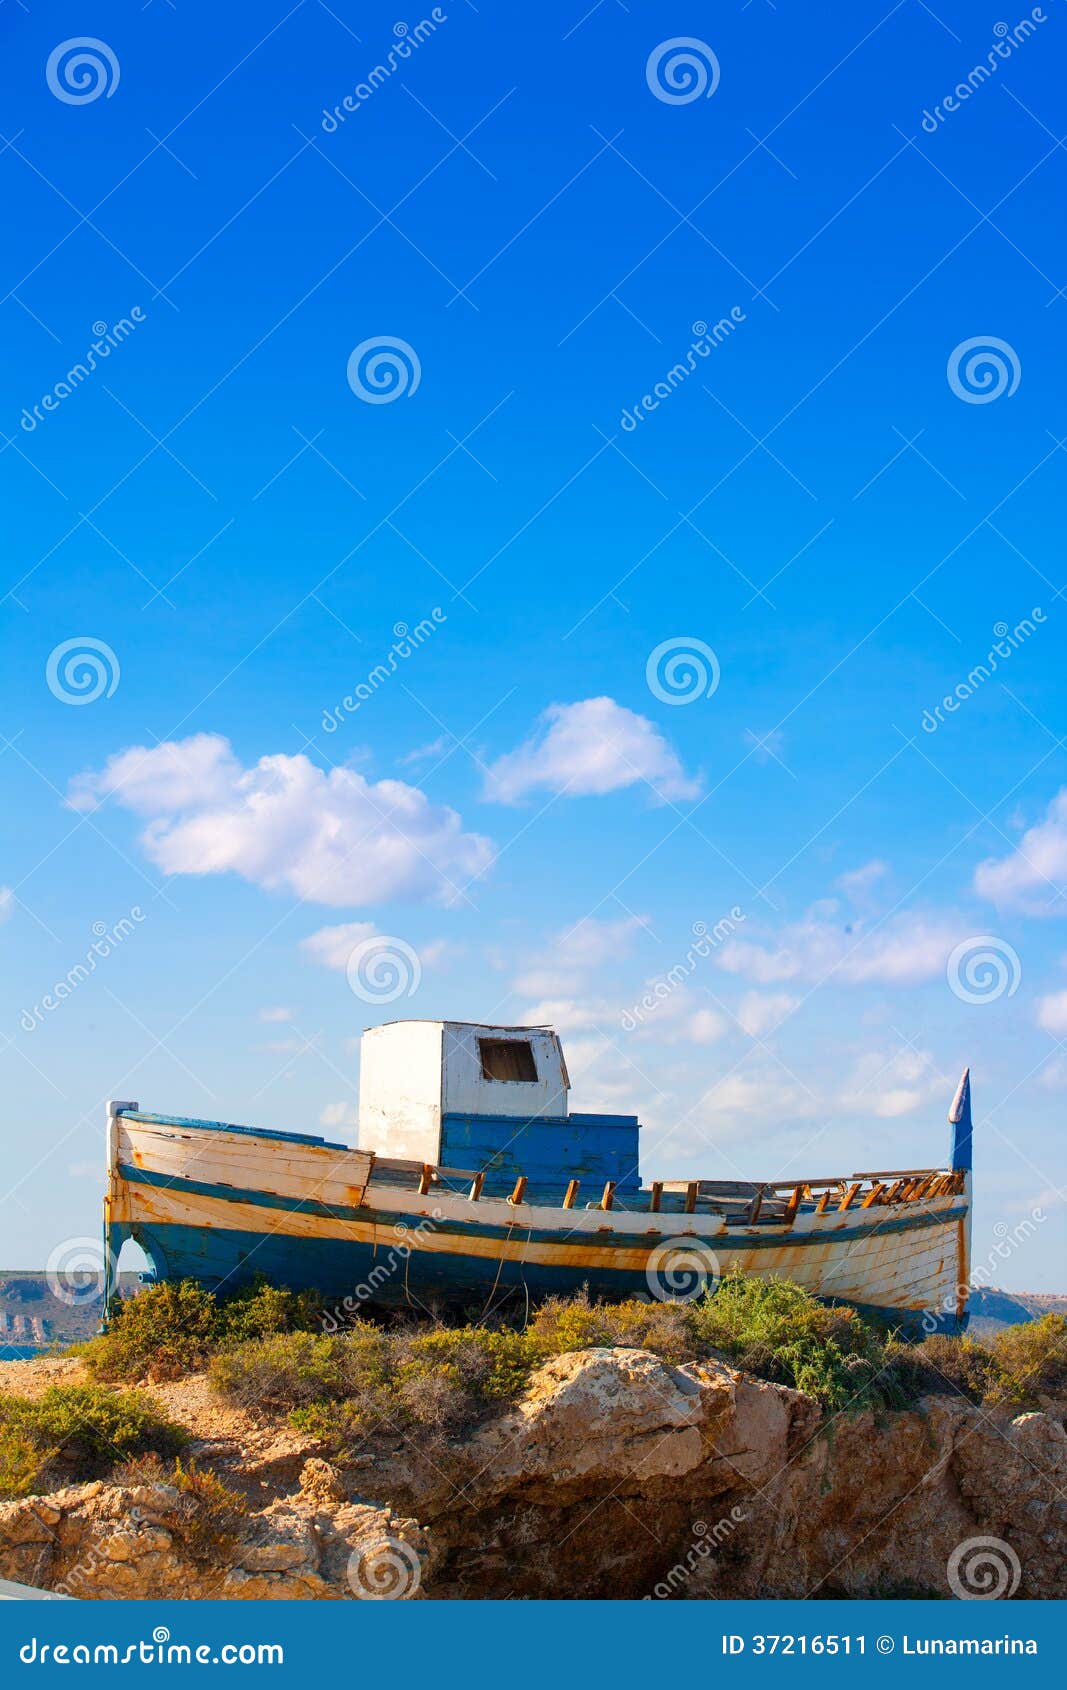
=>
[479,1038,538,1082]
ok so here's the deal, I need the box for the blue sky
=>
[2,1,1065,1291]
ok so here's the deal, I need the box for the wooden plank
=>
[601,1180,616,1212]
[684,1181,698,1214]
[746,1185,765,1224]
[562,1179,579,1210]
[508,1175,527,1206]
[860,1182,886,1209]
[417,1165,433,1196]
[468,1172,484,1203]
[838,1181,861,1212]
[649,1182,663,1213]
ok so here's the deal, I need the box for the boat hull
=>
[106,1111,969,1335]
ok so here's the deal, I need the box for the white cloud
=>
[518,998,613,1035]
[320,1101,358,1129]
[736,991,800,1037]
[513,915,646,998]
[697,1068,818,1135]
[301,922,378,971]
[258,1006,294,1023]
[836,860,888,902]
[67,734,493,907]
[1036,990,1067,1035]
[484,697,700,804]
[718,910,967,988]
[0,886,12,923]
[838,1047,941,1119]
[975,789,1067,914]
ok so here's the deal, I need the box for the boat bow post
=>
[948,1068,973,1331]
[103,1099,137,1325]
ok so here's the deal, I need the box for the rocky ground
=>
[1,1348,1064,1601]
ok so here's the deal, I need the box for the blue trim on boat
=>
[116,1161,966,1250]
[116,1109,349,1151]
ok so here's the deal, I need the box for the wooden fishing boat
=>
[103,1021,974,1333]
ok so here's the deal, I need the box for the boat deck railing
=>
[364,1156,966,1224]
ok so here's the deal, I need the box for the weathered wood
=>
[684,1181,698,1214]
[468,1172,484,1203]
[838,1181,861,1212]
[782,1184,803,1225]
[562,1179,579,1210]
[649,1182,663,1213]
[747,1185,765,1224]
[601,1180,616,1211]
[417,1165,433,1196]
[508,1175,527,1206]
[860,1182,886,1209]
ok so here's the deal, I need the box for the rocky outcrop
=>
[2,1348,1064,1600]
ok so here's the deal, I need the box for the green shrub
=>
[987,1314,1067,1406]
[209,1331,348,1411]
[885,1334,998,1404]
[0,1385,187,1498]
[170,1458,248,1562]
[685,1273,894,1411]
[211,1279,322,1345]
[81,1281,218,1382]
[528,1293,692,1364]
